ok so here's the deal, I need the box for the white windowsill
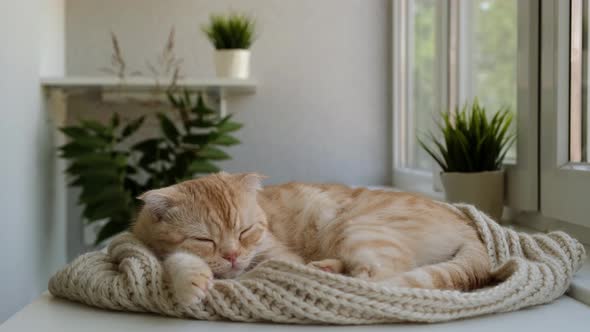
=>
[569,254,590,306]
[391,168,445,200]
[2,291,588,331]
[509,224,590,306]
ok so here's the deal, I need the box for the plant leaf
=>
[121,115,145,138]
[192,94,217,115]
[156,113,180,144]
[211,134,240,146]
[189,160,220,174]
[111,113,120,127]
[417,135,447,171]
[183,134,211,145]
[217,120,243,133]
[132,138,163,154]
[60,127,88,140]
[197,146,231,160]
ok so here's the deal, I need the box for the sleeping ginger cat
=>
[133,172,491,304]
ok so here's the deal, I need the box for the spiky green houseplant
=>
[418,99,515,172]
[202,13,256,49]
[202,13,256,79]
[418,99,515,221]
[59,90,242,244]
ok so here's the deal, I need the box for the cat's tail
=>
[389,240,492,291]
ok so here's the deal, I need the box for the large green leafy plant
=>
[202,13,256,49]
[418,99,515,172]
[59,90,242,244]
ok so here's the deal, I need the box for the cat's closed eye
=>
[239,225,254,239]
[191,237,215,246]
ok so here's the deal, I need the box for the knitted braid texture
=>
[48,203,586,324]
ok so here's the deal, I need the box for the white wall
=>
[0,0,65,322]
[65,0,391,185]
[40,0,65,76]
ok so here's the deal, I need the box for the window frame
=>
[540,0,590,228]
[504,0,540,211]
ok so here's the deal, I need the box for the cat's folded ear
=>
[234,172,267,193]
[137,186,180,220]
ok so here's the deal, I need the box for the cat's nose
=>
[222,251,239,266]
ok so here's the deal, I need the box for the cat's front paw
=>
[349,262,381,280]
[308,259,344,274]
[164,252,213,305]
[174,267,213,304]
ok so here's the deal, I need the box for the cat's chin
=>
[212,259,253,279]
[214,268,245,279]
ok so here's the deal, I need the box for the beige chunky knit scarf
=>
[48,203,586,324]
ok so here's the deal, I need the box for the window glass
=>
[408,0,437,170]
[470,0,518,160]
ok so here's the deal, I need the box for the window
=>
[394,0,590,232]
[392,0,530,202]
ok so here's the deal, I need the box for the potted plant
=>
[418,99,515,221]
[59,89,243,244]
[202,13,256,79]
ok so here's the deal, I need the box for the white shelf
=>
[41,76,257,117]
[40,76,257,94]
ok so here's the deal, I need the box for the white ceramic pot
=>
[214,49,250,79]
[440,170,505,221]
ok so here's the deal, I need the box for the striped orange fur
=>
[132,172,492,304]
